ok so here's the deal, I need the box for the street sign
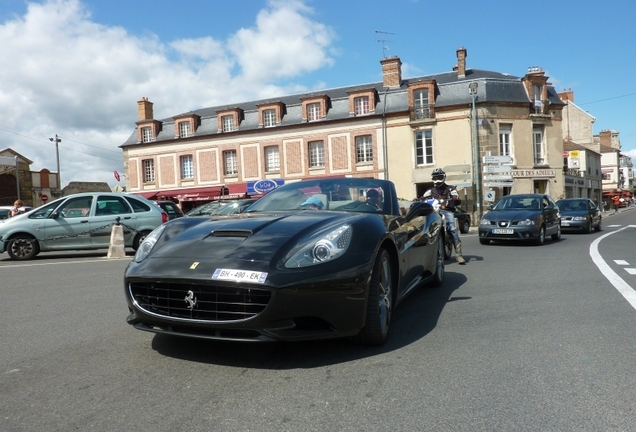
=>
[445,173,472,182]
[485,190,496,202]
[41,194,48,202]
[0,156,17,165]
[483,174,513,181]
[483,165,512,173]
[114,170,120,181]
[453,182,473,189]
[483,155,512,164]
[484,182,514,188]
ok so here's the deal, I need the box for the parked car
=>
[452,206,471,234]
[124,177,446,346]
[153,200,184,220]
[0,205,34,220]
[556,198,602,233]
[0,192,168,260]
[478,193,561,245]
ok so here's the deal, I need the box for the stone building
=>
[0,148,60,206]
[121,47,567,220]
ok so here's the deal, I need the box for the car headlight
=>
[572,216,587,221]
[285,224,352,268]
[517,219,536,226]
[480,218,491,226]
[133,224,166,262]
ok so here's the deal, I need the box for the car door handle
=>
[122,216,132,219]
[80,220,89,223]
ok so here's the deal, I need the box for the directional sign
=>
[483,174,513,181]
[483,165,512,173]
[484,182,514,188]
[483,155,513,164]
[453,182,473,189]
[0,156,17,165]
[445,173,472,182]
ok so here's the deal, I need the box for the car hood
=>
[146,212,365,264]
[483,209,541,220]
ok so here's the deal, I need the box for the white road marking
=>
[626,269,636,275]
[614,260,629,265]
[0,257,130,268]
[607,225,622,228]
[590,226,636,310]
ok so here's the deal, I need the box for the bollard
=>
[107,217,126,258]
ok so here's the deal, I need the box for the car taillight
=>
[161,212,168,223]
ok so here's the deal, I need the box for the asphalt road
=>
[2,210,636,431]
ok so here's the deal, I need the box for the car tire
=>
[595,218,602,232]
[6,235,40,260]
[354,249,392,346]
[132,230,151,251]
[584,219,592,234]
[535,226,546,245]
[459,219,470,234]
[551,224,561,241]
[429,235,445,288]
[479,238,490,245]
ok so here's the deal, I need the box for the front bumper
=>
[478,225,541,241]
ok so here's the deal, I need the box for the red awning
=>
[156,184,247,202]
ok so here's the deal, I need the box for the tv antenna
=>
[375,30,395,58]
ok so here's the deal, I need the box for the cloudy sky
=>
[1,0,635,189]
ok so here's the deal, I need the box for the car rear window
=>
[124,196,152,212]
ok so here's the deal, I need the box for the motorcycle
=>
[423,198,454,260]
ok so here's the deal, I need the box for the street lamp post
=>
[49,134,61,190]
[469,82,482,222]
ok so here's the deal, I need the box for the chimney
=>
[455,47,467,78]
[558,88,574,103]
[599,130,612,148]
[137,97,154,121]
[380,56,402,87]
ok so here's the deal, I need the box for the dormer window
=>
[216,108,243,133]
[257,102,285,128]
[307,103,321,121]
[408,81,436,121]
[179,121,191,138]
[222,115,234,132]
[522,68,548,115]
[141,127,152,143]
[301,96,329,122]
[348,89,376,116]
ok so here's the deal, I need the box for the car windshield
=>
[493,196,540,211]
[556,199,588,211]
[244,178,393,215]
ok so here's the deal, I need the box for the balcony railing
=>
[409,106,434,121]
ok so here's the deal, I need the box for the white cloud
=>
[0,0,335,188]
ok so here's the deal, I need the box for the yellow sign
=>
[569,150,580,158]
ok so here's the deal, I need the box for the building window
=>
[222,115,234,132]
[533,84,543,113]
[414,89,430,119]
[356,135,373,163]
[180,155,193,179]
[179,122,191,138]
[141,127,152,143]
[224,150,238,175]
[142,159,155,182]
[354,96,370,115]
[263,109,276,127]
[533,125,545,165]
[265,146,280,172]
[308,141,324,167]
[499,124,512,157]
[415,130,433,166]
[307,103,321,122]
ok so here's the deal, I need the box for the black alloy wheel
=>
[460,219,470,234]
[355,249,392,346]
[429,235,445,287]
[535,225,546,246]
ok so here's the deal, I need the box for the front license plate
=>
[212,268,268,284]
[492,228,513,234]
[561,221,570,226]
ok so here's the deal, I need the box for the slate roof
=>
[122,67,565,147]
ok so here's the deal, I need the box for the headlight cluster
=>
[516,219,536,226]
[479,218,491,226]
[133,224,166,262]
[285,225,352,268]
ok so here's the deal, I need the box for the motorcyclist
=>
[423,168,466,265]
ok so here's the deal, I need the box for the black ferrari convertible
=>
[124,177,446,345]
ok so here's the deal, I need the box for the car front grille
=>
[129,282,271,322]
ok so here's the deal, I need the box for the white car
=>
[0,193,167,260]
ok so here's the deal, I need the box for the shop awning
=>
[157,184,247,202]
[133,191,159,199]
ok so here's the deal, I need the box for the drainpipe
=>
[381,87,389,181]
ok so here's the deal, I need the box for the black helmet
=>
[431,168,446,186]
